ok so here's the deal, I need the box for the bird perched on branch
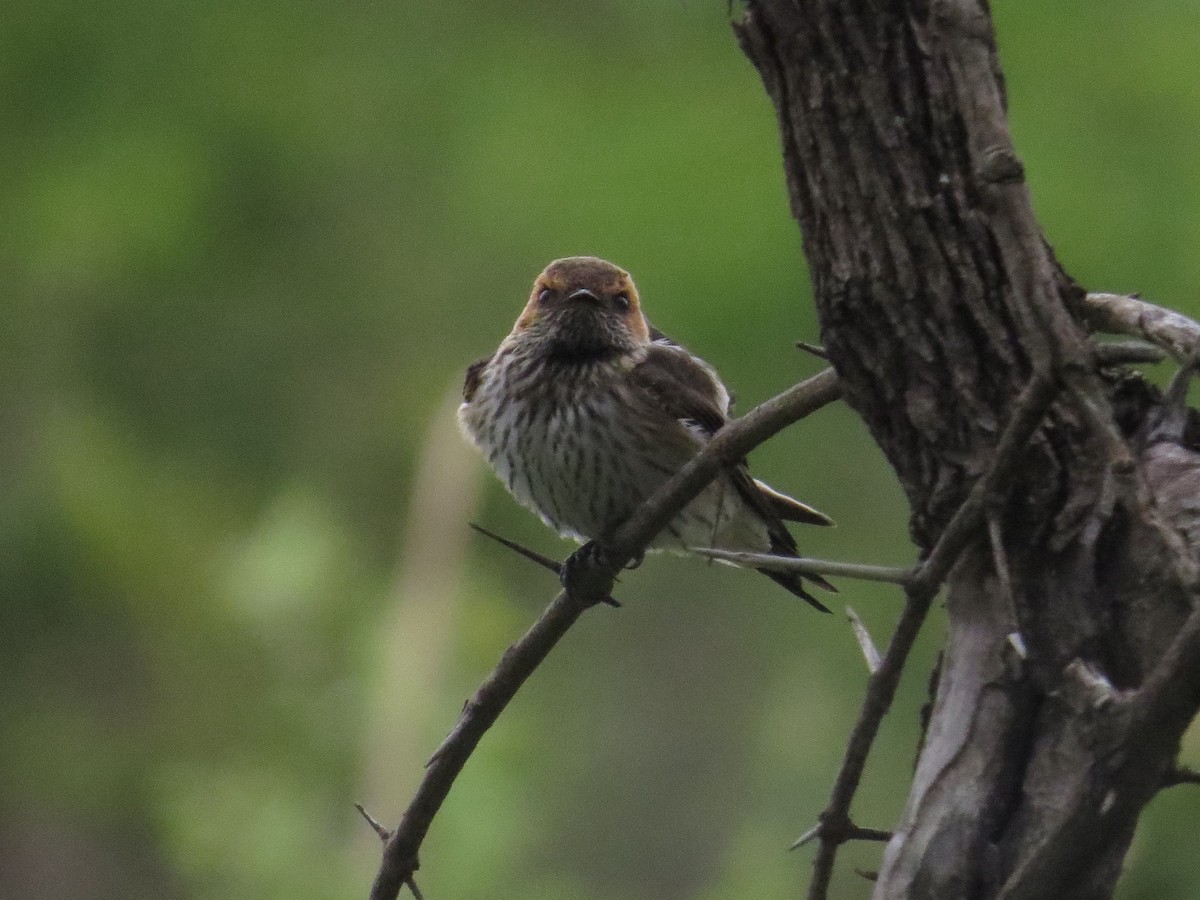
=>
[457,256,836,610]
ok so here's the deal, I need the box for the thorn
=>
[469,523,620,607]
[469,522,561,575]
[795,340,829,360]
[354,802,390,842]
[845,607,882,674]
[790,822,822,850]
[790,819,891,850]
[854,868,879,882]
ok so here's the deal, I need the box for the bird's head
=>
[512,257,651,359]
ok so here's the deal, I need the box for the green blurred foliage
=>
[1,1,1198,898]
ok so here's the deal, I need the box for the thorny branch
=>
[804,372,1060,900]
[366,366,842,900]
[466,522,621,608]
[690,548,914,585]
[794,290,1200,897]
[366,290,1200,900]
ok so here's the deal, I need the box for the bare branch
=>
[369,588,600,900]
[851,826,893,843]
[1084,292,1200,363]
[910,373,1060,595]
[1091,339,1166,367]
[688,547,913,585]
[368,367,843,900]
[806,372,1059,900]
[736,4,1199,897]
[1162,765,1200,789]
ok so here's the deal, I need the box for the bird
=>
[457,256,836,611]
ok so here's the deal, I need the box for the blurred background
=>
[3,1,1199,898]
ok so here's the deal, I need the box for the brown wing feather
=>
[631,344,729,435]
[631,345,797,553]
[630,345,837,604]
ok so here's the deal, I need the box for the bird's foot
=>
[561,541,619,604]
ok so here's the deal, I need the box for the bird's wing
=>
[630,343,799,554]
[647,325,734,414]
[462,356,491,402]
[631,342,729,436]
[631,343,837,603]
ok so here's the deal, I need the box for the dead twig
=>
[357,805,424,900]
[1091,339,1165,367]
[1083,292,1200,363]
[688,548,913,586]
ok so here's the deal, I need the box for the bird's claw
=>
[561,541,619,603]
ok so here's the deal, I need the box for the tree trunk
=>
[735,3,1200,898]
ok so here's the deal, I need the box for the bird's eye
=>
[613,292,630,311]
[538,289,553,305]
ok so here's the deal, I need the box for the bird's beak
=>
[566,288,602,305]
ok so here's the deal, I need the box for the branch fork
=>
[791,813,891,850]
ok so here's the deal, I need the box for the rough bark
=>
[735,3,1200,899]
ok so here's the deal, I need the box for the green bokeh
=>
[2,2,1197,898]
